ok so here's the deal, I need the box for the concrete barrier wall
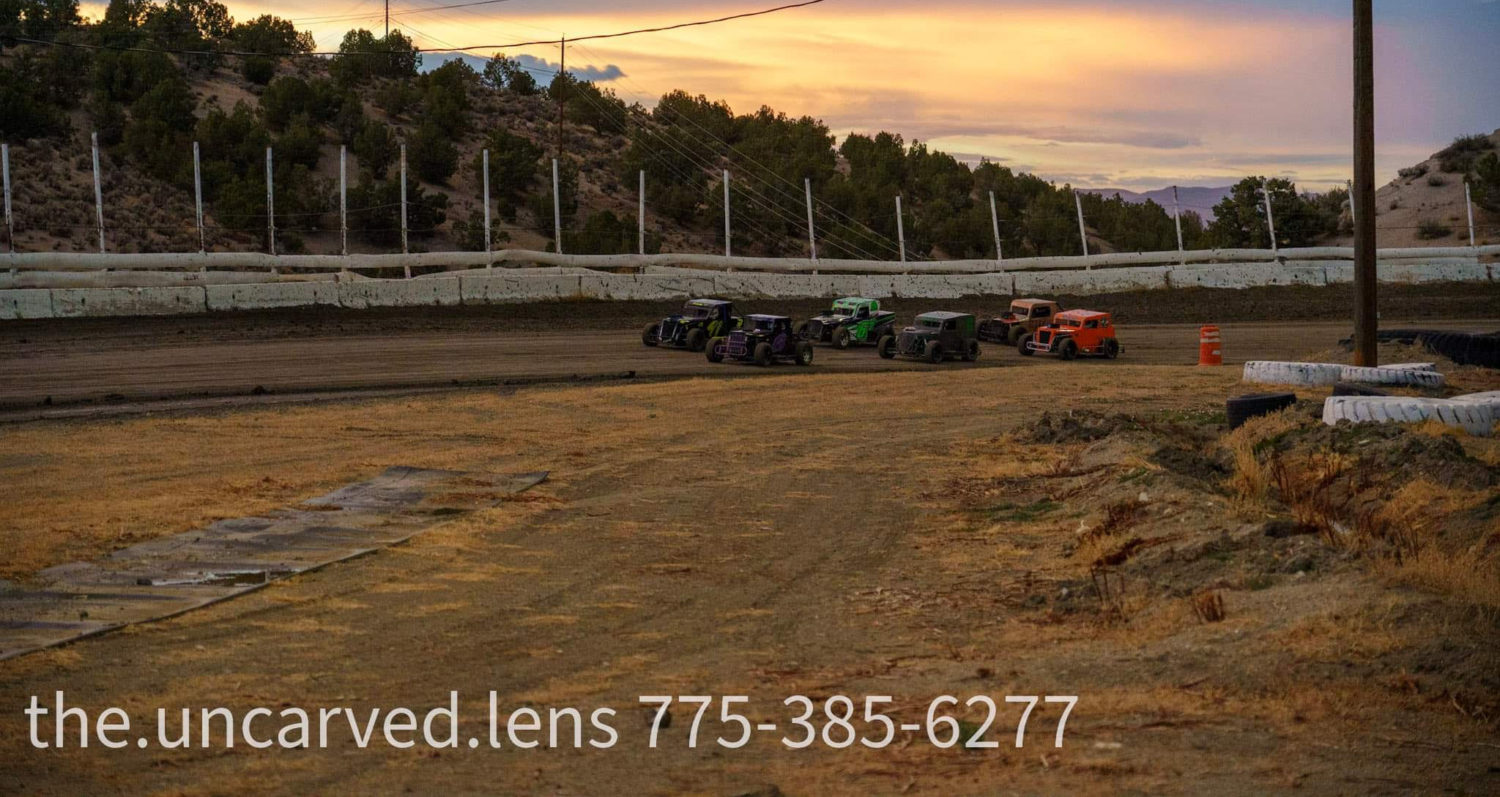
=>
[1,262,1492,320]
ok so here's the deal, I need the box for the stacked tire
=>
[1322,397,1495,437]
[1227,393,1298,429]
[1415,331,1500,369]
[1337,365,1446,388]
[1243,361,1344,387]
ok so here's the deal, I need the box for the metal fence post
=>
[91,132,105,254]
[192,141,204,255]
[482,148,491,261]
[1464,179,1476,248]
[722,169,731,258]
[637,169,645,256]
[1262,179,1278,254]
[804,177,817,267]
[988,190,1002,262]
[895,194,906,263]
[1171,185,1184,265]
[265,146,276,262]
[1073,188,1089,264]
[400,143,410,273]
[551,158,562,255]
[339,145,348,259]
[2,142,13,254]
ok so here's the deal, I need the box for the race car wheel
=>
[753,342,773,366]
[832,327,852,350]
[705,337,726,363]
[1008,326,1024,345]
[965,339,981,361]
[1059,339,1079,361]
[686,328,708,353]
[1017,334,1034,356]
[924,340,944,364]
[795,341,814,366]
[642,322,659,347]
[1103,339,1120,359]
[878,335,896,359]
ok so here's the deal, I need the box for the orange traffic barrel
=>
[1198,325,1223,366]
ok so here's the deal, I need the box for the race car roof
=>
[687,298,731,307]
[1055,309,1110,321]
[746,313,790,321]
[916,311,972,321]
[1012,298,1056,306]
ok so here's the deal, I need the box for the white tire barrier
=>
[1337,365,1447,388]
[1322,397,1494,437]
[1452,391,1500,413]
[1377,362,1437,371]
[1243,361,1344,387]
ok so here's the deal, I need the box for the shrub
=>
[1416,219,1451,240]
[1436,134,1494,174]
[374,80,420,118]
[450,208,509,251]
[1397,164,1428,181]
[406,122,457,184]
[1472,152,1500,212]
[1426,174,1446,187]
[348,174,447,247]
[329,29,420,85]
[471,127,542,219]
[241,55,275,84]
[353,119,396,179]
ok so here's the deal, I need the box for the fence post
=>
[1171,185,1184,265]
[339,145,348,260]
[91,132,105,254]
[1464,179,1476,248]
[400,143,410,273]
[1261,179,1278,254]
[551,158,562,255]
[1073,188,1089,261]
[482,148,491,261]
[722,169,732,258]
[895,194,906,263]
[2,142,12,255]
[804,177,817,268]
[192,141,204,256]
[265,146,276,264]
[637,169,645,256]
[988,190,1002,262]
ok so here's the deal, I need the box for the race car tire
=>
[878,335,897,359]
[686,328,708,353]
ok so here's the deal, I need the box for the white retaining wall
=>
[1,262,1493,320]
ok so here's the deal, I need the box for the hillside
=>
[1,7,1495,260]
[1326,128,1500,248]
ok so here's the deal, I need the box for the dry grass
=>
[1223,408,1304,509]
[1380,548,1500,612]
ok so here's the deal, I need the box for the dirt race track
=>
[2,282,1497,416]
[1,284,1498,794]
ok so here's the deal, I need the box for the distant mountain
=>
[1081,186,1233,220]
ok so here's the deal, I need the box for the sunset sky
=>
[86,0,1500,193]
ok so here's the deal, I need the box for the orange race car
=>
[1021,309,1121,360]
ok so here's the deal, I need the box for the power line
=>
[6,0,829,58]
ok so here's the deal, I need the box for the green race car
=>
[795,297,898,349]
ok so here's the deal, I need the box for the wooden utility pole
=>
[1352,0,1378,366]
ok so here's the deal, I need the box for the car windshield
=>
[752,318,777,331]
[685,305,713,318]
[918,318,941,329]
[830,305,853,316]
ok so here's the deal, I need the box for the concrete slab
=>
[0,289,54,320]
[0,467,548,661]
[50,286,207,317]
[206,281,340,312]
